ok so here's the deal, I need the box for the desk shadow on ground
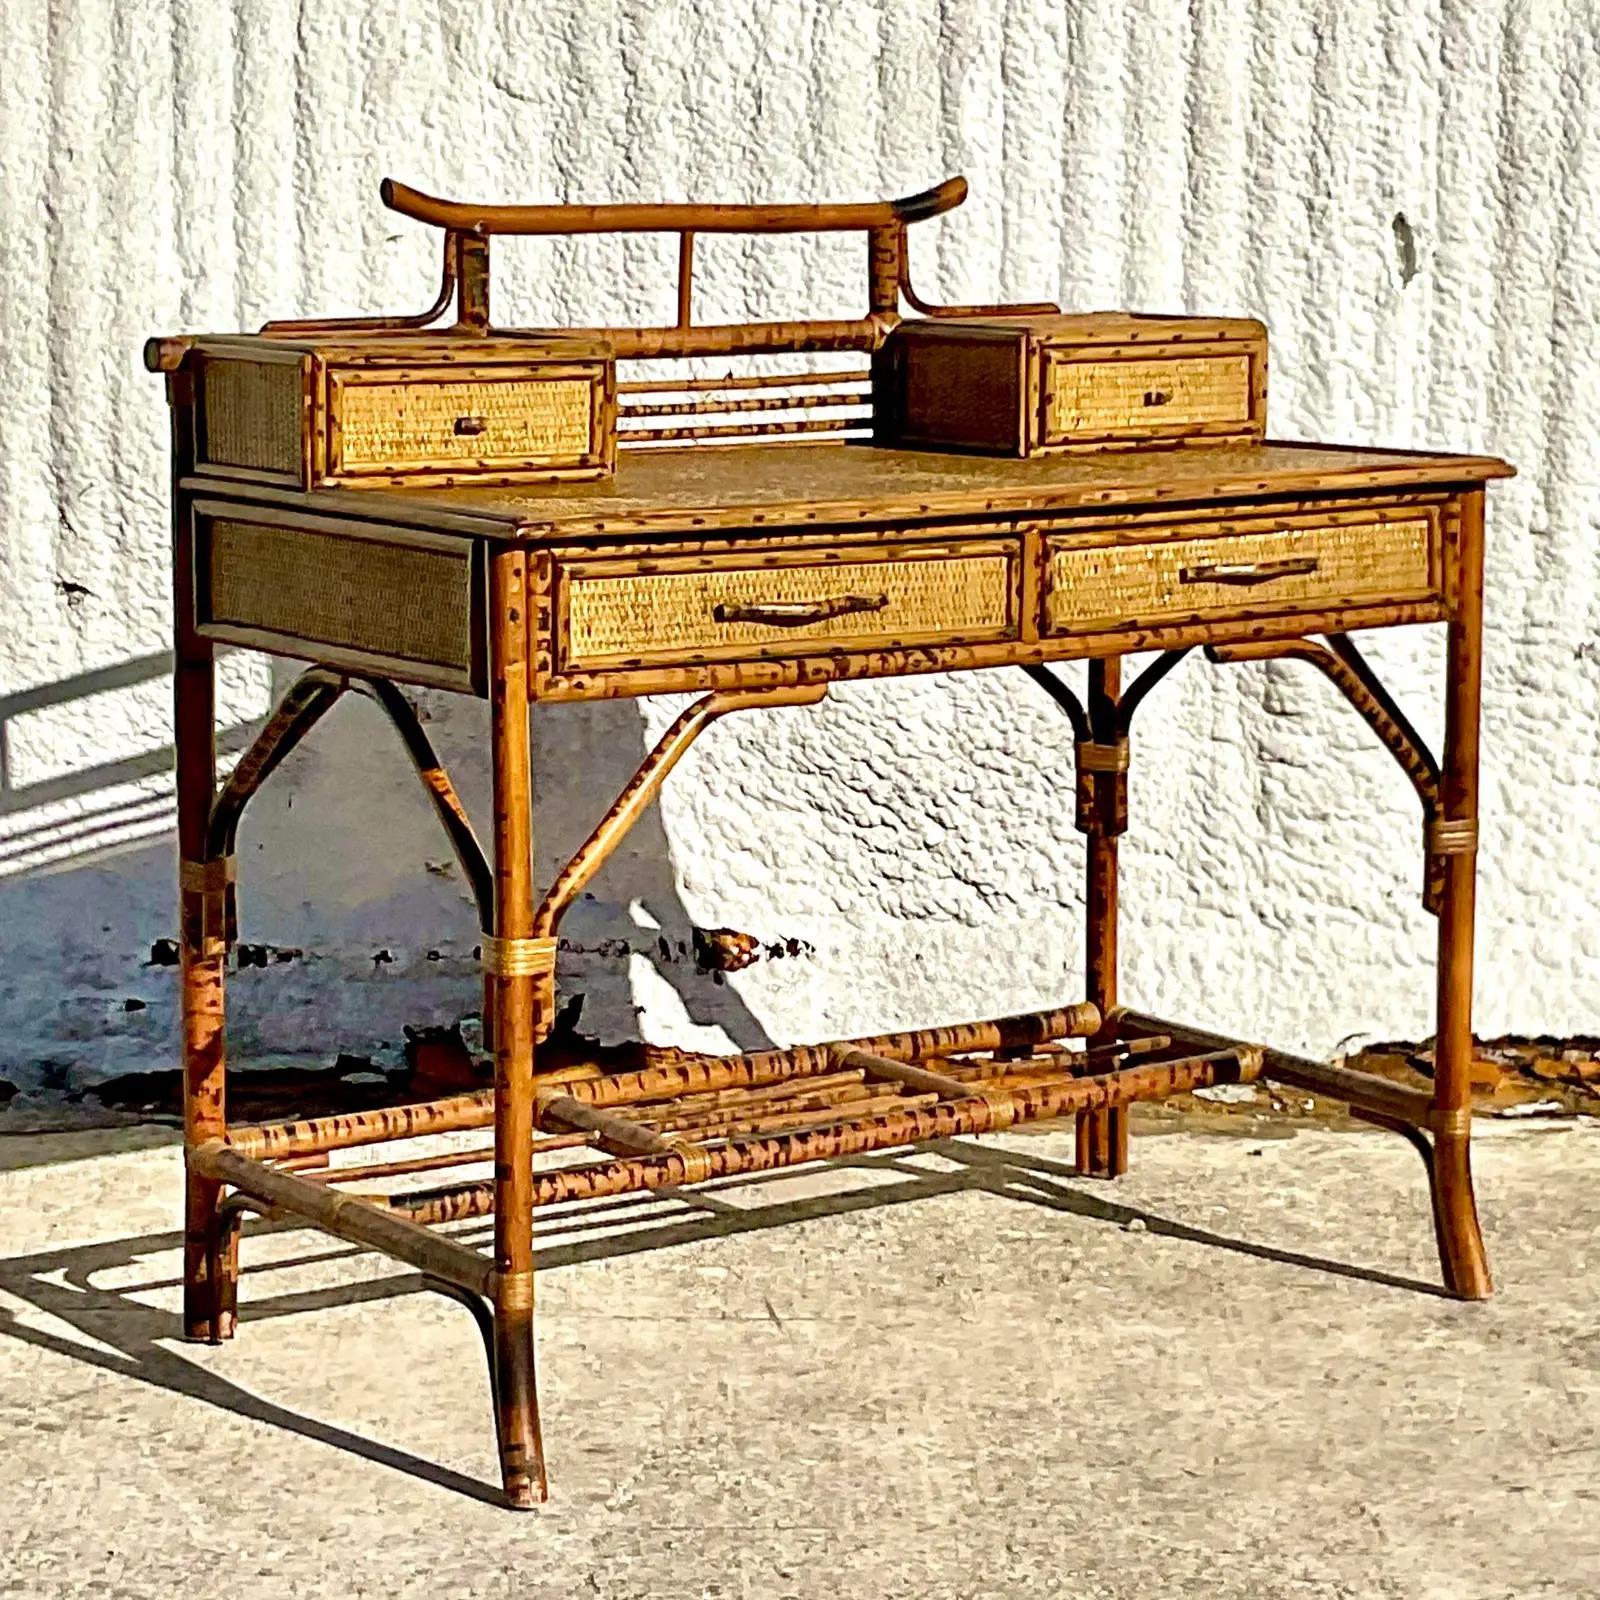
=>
[0,655,776,1162]
[0,1138,1447,1509]
[531,694,777,1052]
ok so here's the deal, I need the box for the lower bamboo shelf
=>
[196,988,1469,1337]
[192,1003,1285,1274]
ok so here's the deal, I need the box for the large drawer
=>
[551,534,1021,672]
[1042,505,1440,634]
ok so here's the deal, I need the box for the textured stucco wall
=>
[1,0,1597,1098]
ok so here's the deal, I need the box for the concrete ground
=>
[0,1120,1595,1600]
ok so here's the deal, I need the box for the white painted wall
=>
[2,0,1596,1099]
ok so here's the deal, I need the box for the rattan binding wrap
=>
[180,856,237,891]
[563,550,1015,666]
[1426,817,1479,855]
[1076,738,1131,773]
[1045,354,1251,437]
[201,357,303,475]
[335,376,594,471]
[479,934,558,977]
[1045,515,1434,632]
[205,519,473,671]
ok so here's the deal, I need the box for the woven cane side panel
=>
[897,337,1023,451]
[1044,515,1434,632]
[334,376,593,473]
[205,519,472,670]
[564,551,1015,667]
[1043,354,1252,438]
[200,358,302,476]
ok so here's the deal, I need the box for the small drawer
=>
[554,536,1021,672]
[1042,353,1252,442]
[327,364,609,480]
[185,334,615,490]
[877,313,1267,457]
[1042,507,1439,634]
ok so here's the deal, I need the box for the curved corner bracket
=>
[205,667,349,861]
[347,677,494,926]
[1112,647,1194,737]
[205,668,494,931]
[1205,636,1454,913]
[1351,1106,1435,1171]
[1020,664,1090,742]
[420,1275,499,1417]
[533,683,826,938]
[259,232,458,339]
[1204,636,1441,814]
[898,249,1061,320]
[1025,653,1190,840]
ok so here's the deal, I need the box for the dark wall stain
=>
[1392,212,1419,287]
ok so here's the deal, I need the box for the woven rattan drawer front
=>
[556,537,1020,671]
[196,509,477,689]
[1042,507,1439,634]
[1042,354,1253,442]
[327,364,606,479]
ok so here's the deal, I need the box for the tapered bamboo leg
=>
[1430,491,1492,1299]
[1079,657,1127,1178]
[486,549,548,1507]
[177,638,229,1339]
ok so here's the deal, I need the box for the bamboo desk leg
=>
[1079,656,1127,1178]
[176,634,226,1341]
[1430,488,1492,1299]
[486,548,550,1507]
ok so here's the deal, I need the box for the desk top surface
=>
[197,439,1512,542]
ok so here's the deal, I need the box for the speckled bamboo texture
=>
[0,0,1593,1094]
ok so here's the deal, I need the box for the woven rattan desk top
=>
[188,439,1512,543]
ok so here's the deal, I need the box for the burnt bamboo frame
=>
[158,177,1509,1512]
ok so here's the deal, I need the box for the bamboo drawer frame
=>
[150,174,1513,1511]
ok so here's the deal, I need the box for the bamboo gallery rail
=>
[150,172,1513,1510]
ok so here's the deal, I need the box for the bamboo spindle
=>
[677,231,694,328]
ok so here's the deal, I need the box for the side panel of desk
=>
[185,496,487,693]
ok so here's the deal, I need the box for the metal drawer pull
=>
[453,415,488,436]
[712,592,890,628]
[1179,556,1320,586]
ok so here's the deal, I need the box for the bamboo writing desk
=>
[149,176,1513,1509]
